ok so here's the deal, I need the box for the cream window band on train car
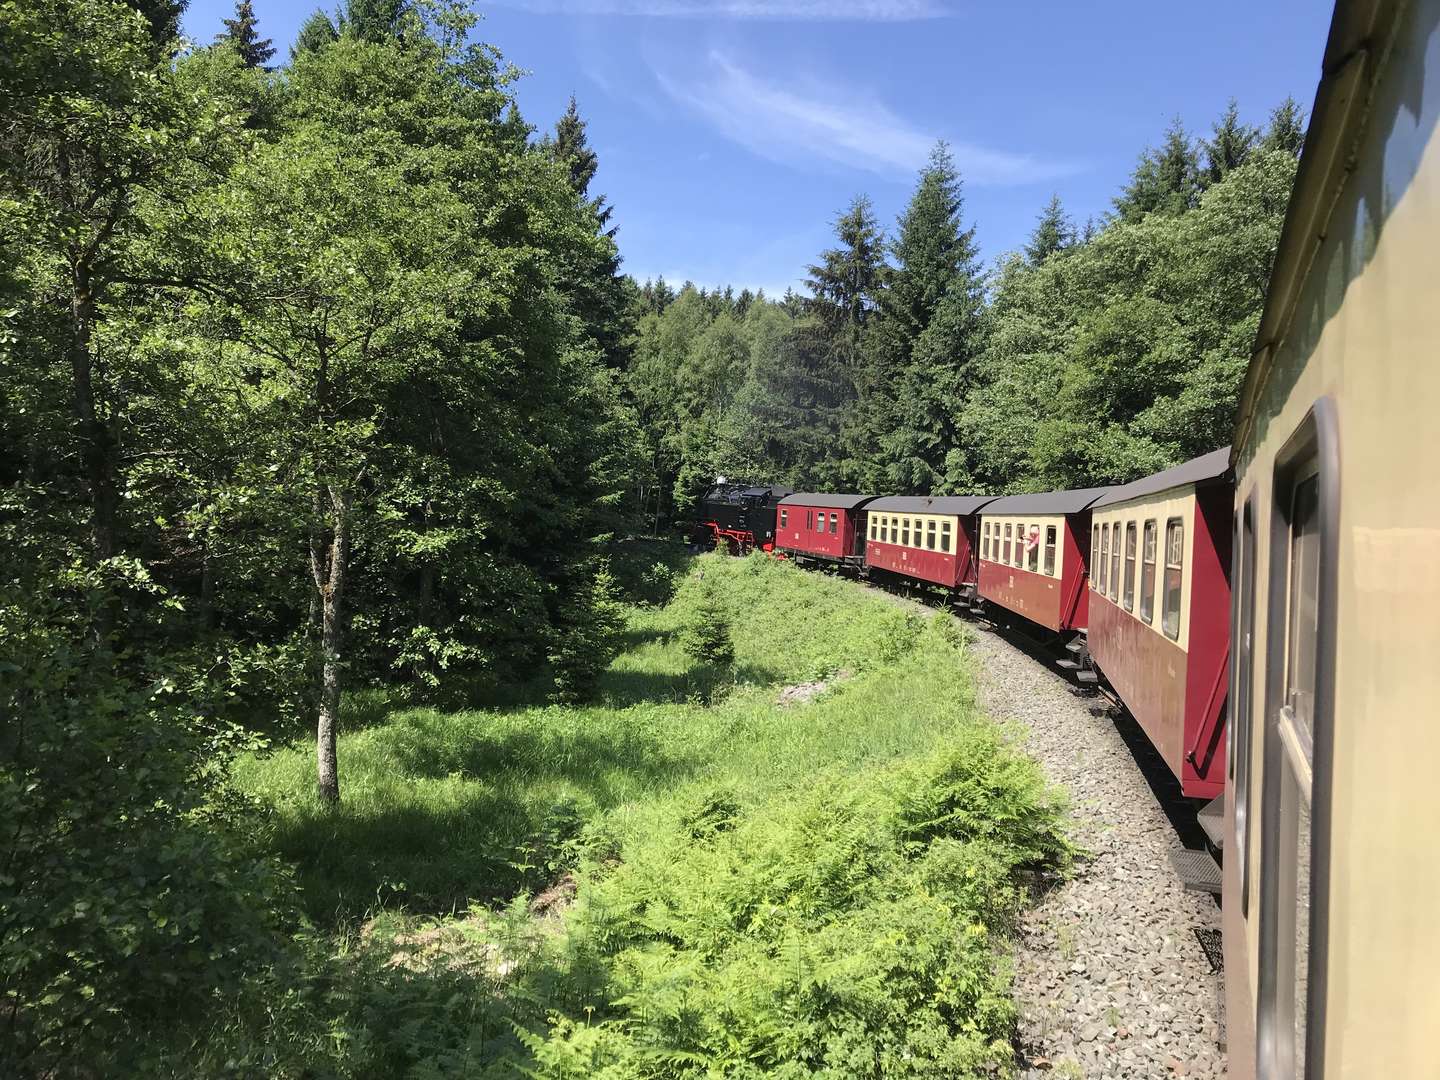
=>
[980,512,1068,580]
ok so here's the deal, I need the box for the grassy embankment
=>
[237,551,1073,1077]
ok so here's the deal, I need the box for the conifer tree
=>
[1025,194,1073,264]
[1261,96,1307,157]
[217,0,275,67]
[805,195,885,366]
[547,95,601,199]
[1202,98,1258,186]
[1113,117,1201,222]
[292,10,338,56]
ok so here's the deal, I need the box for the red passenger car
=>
[1087,449,1232,799]
[976,488,1111,633]
[774,494,877,567]
[863,496,997,596]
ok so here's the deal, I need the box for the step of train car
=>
[1169,848,1223,895]
[1197,795,1224,850]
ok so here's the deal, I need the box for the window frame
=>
[1123,521,1137,612]
[1091,525,1100,587]
[1256,399,1339,1080]
[902,517,911,547]
[1109,522,1122,601]
[1232,497,1256,918]
[981,521,989,560]
[829,511,838,535]
[1099,523,1109,594]
[1026,524,1040,572]
[1141,519,1157,624]
[925,519,936,550]
[941,520,952,554]
[1003,522,1013,564]
[1161,518,1183,639]
[1044,525,1057,577]
[780,508,788,529]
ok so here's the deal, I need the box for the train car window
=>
[901,517,911,546]
[925,520,937,550]
[1109,524,1122,601]
[1091,525,1100,587]
[1004,523,1013,564]
[942,521,952,554]
[1027,526,1040,571]
[1234,500,1255,917]
[780,509,788,529]
[1124,522,1137,611]
[889,517,897,544]
[1044,525,1057,576]
[806,510,814,531]
[1098,524,1108,593]
[829,512,838,535]
[1162,519,1183,639]
[981,522,989,559]
[1141,520,1157,623]
[868,516,876,542]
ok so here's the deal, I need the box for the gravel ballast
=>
[965,627,1226,1080]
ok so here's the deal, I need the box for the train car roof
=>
[982,487,1113,515]
[777,493,877,510]
[1091,448,1233,509]
[1232,0,1398,457]
[866,495,998,515]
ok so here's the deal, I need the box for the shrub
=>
[680,582,734,669]
[549,564,626,704]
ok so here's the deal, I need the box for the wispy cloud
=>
[489,0,948,19]
[657,53,1079,184]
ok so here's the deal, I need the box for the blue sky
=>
[183,0,1333,296]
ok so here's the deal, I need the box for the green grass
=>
[237,553,1073,1077]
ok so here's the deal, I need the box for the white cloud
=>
[657,53,1078,184]
[490,0,948,18]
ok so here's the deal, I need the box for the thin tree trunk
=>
[314,484,350,804]
[69,260,116,563]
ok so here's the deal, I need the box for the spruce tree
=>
[291,10,339,57]
[1113,117,1201,222]
[859,142,985,493]
[548,95,601,198]
[805,195,885,365]
[1261,96,1306,157]
[1202,98,1257,186]
[217,0,275,67]
[1024,194,1073,265]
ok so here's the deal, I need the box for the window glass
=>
[981,522,988,559]
[1287,476,1321,749]
[868,516,876,541]
[829,512,838,535]
[926,520,937,550]
[1027,525,1040,571]
[1234,503,1255,916]
[1091,525,1099,586]
[1141,520,1157,623]
[1109,523,1122,600]
[781,509,788,528]
[806,510,813,530]
[941,521,952,554]
[1123,522,1137,611]
[902,517,911,546]
[1044,525,1057,576]
[1099,524,1109,593]
[889,517,897,544]
[1162,519,1183,639]
[1004,523,1012,564]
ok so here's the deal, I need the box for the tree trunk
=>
[314,484,351,804]
[69,260,116,563]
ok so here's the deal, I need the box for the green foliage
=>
[680,579,736,668]
[549,564,627,704]
[234,552,1070,1076]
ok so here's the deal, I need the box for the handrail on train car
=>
[1186,642,1230,777]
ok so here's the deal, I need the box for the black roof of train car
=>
[866,495,998,515]
[777,493,877,510]
[981,487,1113,515]
[1091,447,1232,509]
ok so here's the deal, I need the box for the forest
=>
[1,0,1299,1074]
